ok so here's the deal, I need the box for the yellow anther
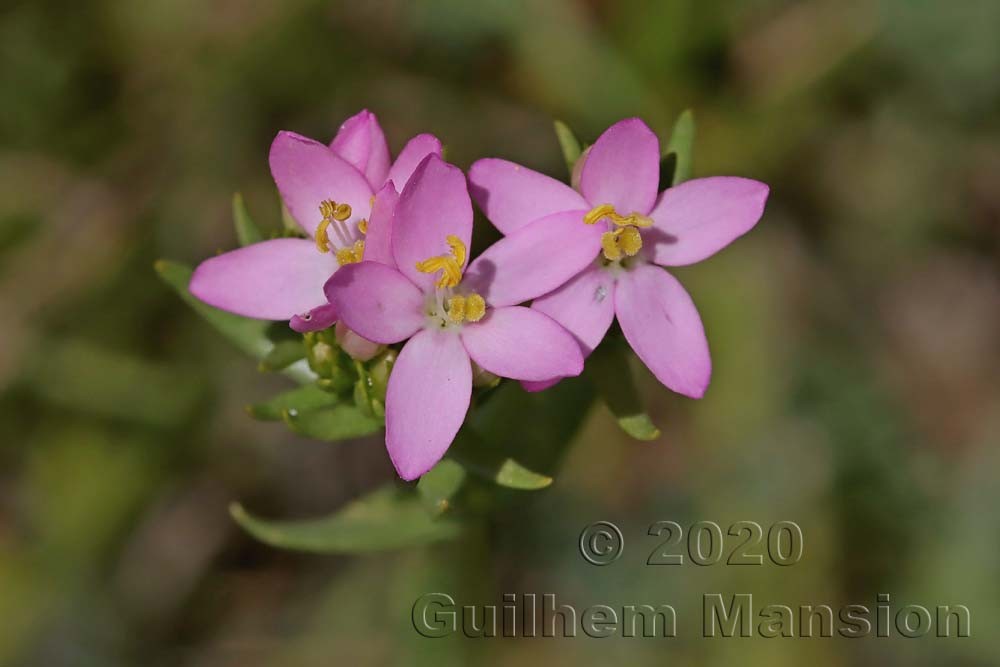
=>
[601,231,623,261]
[316,200,354,253]
[319,199,338,220]
[358,218,368,235]
[315,218,333,253]
[583,203,653,228]
[583,203,617,225]
[415,235,467,288]
[447,295,466,323]
[335,239,365,266]
[587,204,649,261]
[465,293,486,322]
[599,227,644,261]
[618,225,643,256]
[333,203,352,221]
[444,292,486,324]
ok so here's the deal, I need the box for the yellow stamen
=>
[618,225,643,256]
[601,231,623,261]
[585,203,651,260]
[315,218,333,253]
[333,203,352,221]
[465,293,486,322]
[315,200,354,253]
[583,203,653,228]
[415,235,467,288]
[358,218,368,235]
[447,295,466,323]
[335,239,365,266]
[444,292,486,324]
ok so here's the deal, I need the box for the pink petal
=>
[392,155,473,291]
[460,306,583,382]
[532,263,616,356]
[462,209,602,307]
[386,329,471,480]
[521,378,562,393]
[468,158,588,234]
[387,134,443,190]
[362,182,399,266]
[615,265,711,398]
[328,109,391,188]
[646,176,770,266]
[189,238,336,320]
[269,131,373,239]
[290,303,338,332]
[323,261,424,344]
[579,118,660,216]
[520,264,617,393]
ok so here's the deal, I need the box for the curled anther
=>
[583,203,653,228]
[415,235,468,288]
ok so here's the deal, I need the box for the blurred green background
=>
[2,0,999,664]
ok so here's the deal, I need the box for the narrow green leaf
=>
[155,260,270,358]
[282,403,381,441]
[661,109,695,187]
[449,431,553,490]
[553,120,582,177]
[586,338,661,441]
[417,459,467,514]
[258,339,306,372]
[230,487,460,553]
[247,384,339,421]
[232,192,263,246]
[155,260,315,384]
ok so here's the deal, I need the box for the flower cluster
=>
[189,110,769,481]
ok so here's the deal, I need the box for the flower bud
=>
[335,321,384,361]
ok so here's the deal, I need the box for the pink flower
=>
[468,118,769,397]
[189,110,442,332]
[326,155,584,480]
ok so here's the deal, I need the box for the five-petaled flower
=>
[189,109,442,332]
[326,155,585,480]
[468,118,769,397]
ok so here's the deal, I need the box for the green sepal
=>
[230,486,460,553]
[660,109,695,188]
[587,337,661,441]
[417,459,467,514]
[553,120,582,177]
[232,192,263,246]
[155,260,315,385]
[449,430,553,491]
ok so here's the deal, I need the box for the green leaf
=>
[417,459,467,514]
[553,120,582,177]
[230,486,460,553]
[449,431,553,490]
[247,384,339,421]
[587,337,661,441]
[258,339,306,372]
[155,260,315,384]
[661,109,695,187]
[156,260,270,357]
[282,403,381,441]
[232,192,263,246]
